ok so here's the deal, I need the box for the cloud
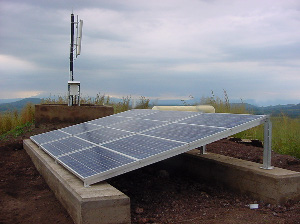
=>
[0,0,300,105]
[0,55,37,72]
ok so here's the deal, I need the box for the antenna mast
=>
[68,13,83,106]
[70,13,74,81]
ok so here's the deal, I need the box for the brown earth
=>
[0,124,299,224]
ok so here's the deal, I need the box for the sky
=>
[0,0,300,106]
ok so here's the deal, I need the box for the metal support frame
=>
[202,145,207,154]
[261,116,274,169]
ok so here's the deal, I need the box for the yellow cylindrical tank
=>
[152,105,215,113]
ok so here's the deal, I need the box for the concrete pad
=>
[23,139,131,224]
[162,150,300,204]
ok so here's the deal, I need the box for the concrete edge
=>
[23,139,131,224]
[161,150,300,204]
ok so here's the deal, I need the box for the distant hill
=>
[0,98,41,112]
[256,104,300,118]
[231,103,300,118]
[0,98,23,104]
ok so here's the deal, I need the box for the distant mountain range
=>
[0,98,41,112]
[231,103,300,118]
[0,97,299,118]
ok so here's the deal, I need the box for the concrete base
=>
[23,139,131,224]
[162,150,300,204]
[23,137,300,223]
[35,104,114,128]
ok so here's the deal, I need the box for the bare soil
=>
[0,124,299,224]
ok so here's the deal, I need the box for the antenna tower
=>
[68,13,83,106]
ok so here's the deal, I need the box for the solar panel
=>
[58,146,135,179]
[142,123,224,143]
[60,122,101,135]
[76,127,133,145]
[102,134,185,159]
[107,119,166,132]
[31,130,70,145]
[30,109,267,186]
[179,113,260,129]
[41,136,94,157]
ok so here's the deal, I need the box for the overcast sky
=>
[1,0,299,106]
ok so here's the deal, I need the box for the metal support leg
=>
[202,145,207,154]
[261,117,273,169]
[198,145,207,154]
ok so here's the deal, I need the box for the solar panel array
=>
[30,109,267,186]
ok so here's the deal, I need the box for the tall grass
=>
[0,103,35,136]
[233,115,300,158]
[200,90,248,114]
[41,95,68,104]
[272,115,300,158]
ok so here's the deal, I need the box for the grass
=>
[272,115,300,158]
[199,90,248,114]
[0,103,35,136]
[0,121,34,140]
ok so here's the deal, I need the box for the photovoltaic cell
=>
[141,110,197,122]
[88,115,132,126]
[102,134,184,159]
[107,118,166,132]
[31,130,70,145]
[180,113,263,128]
[30,109,267,186]
[41,136,94,157]
[58,155,97,178]
[142,123,224,143]
[116,109,157,118]
[61,123,101,135]
[76,127,133,144]
[58,146,135,178]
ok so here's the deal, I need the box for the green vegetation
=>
[0,121,33,140]
[272,116,300,158]
[0,103,35,136]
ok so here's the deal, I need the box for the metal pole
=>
[261,116,273,169]
[70,13,74,82]
[202,145,207,154]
